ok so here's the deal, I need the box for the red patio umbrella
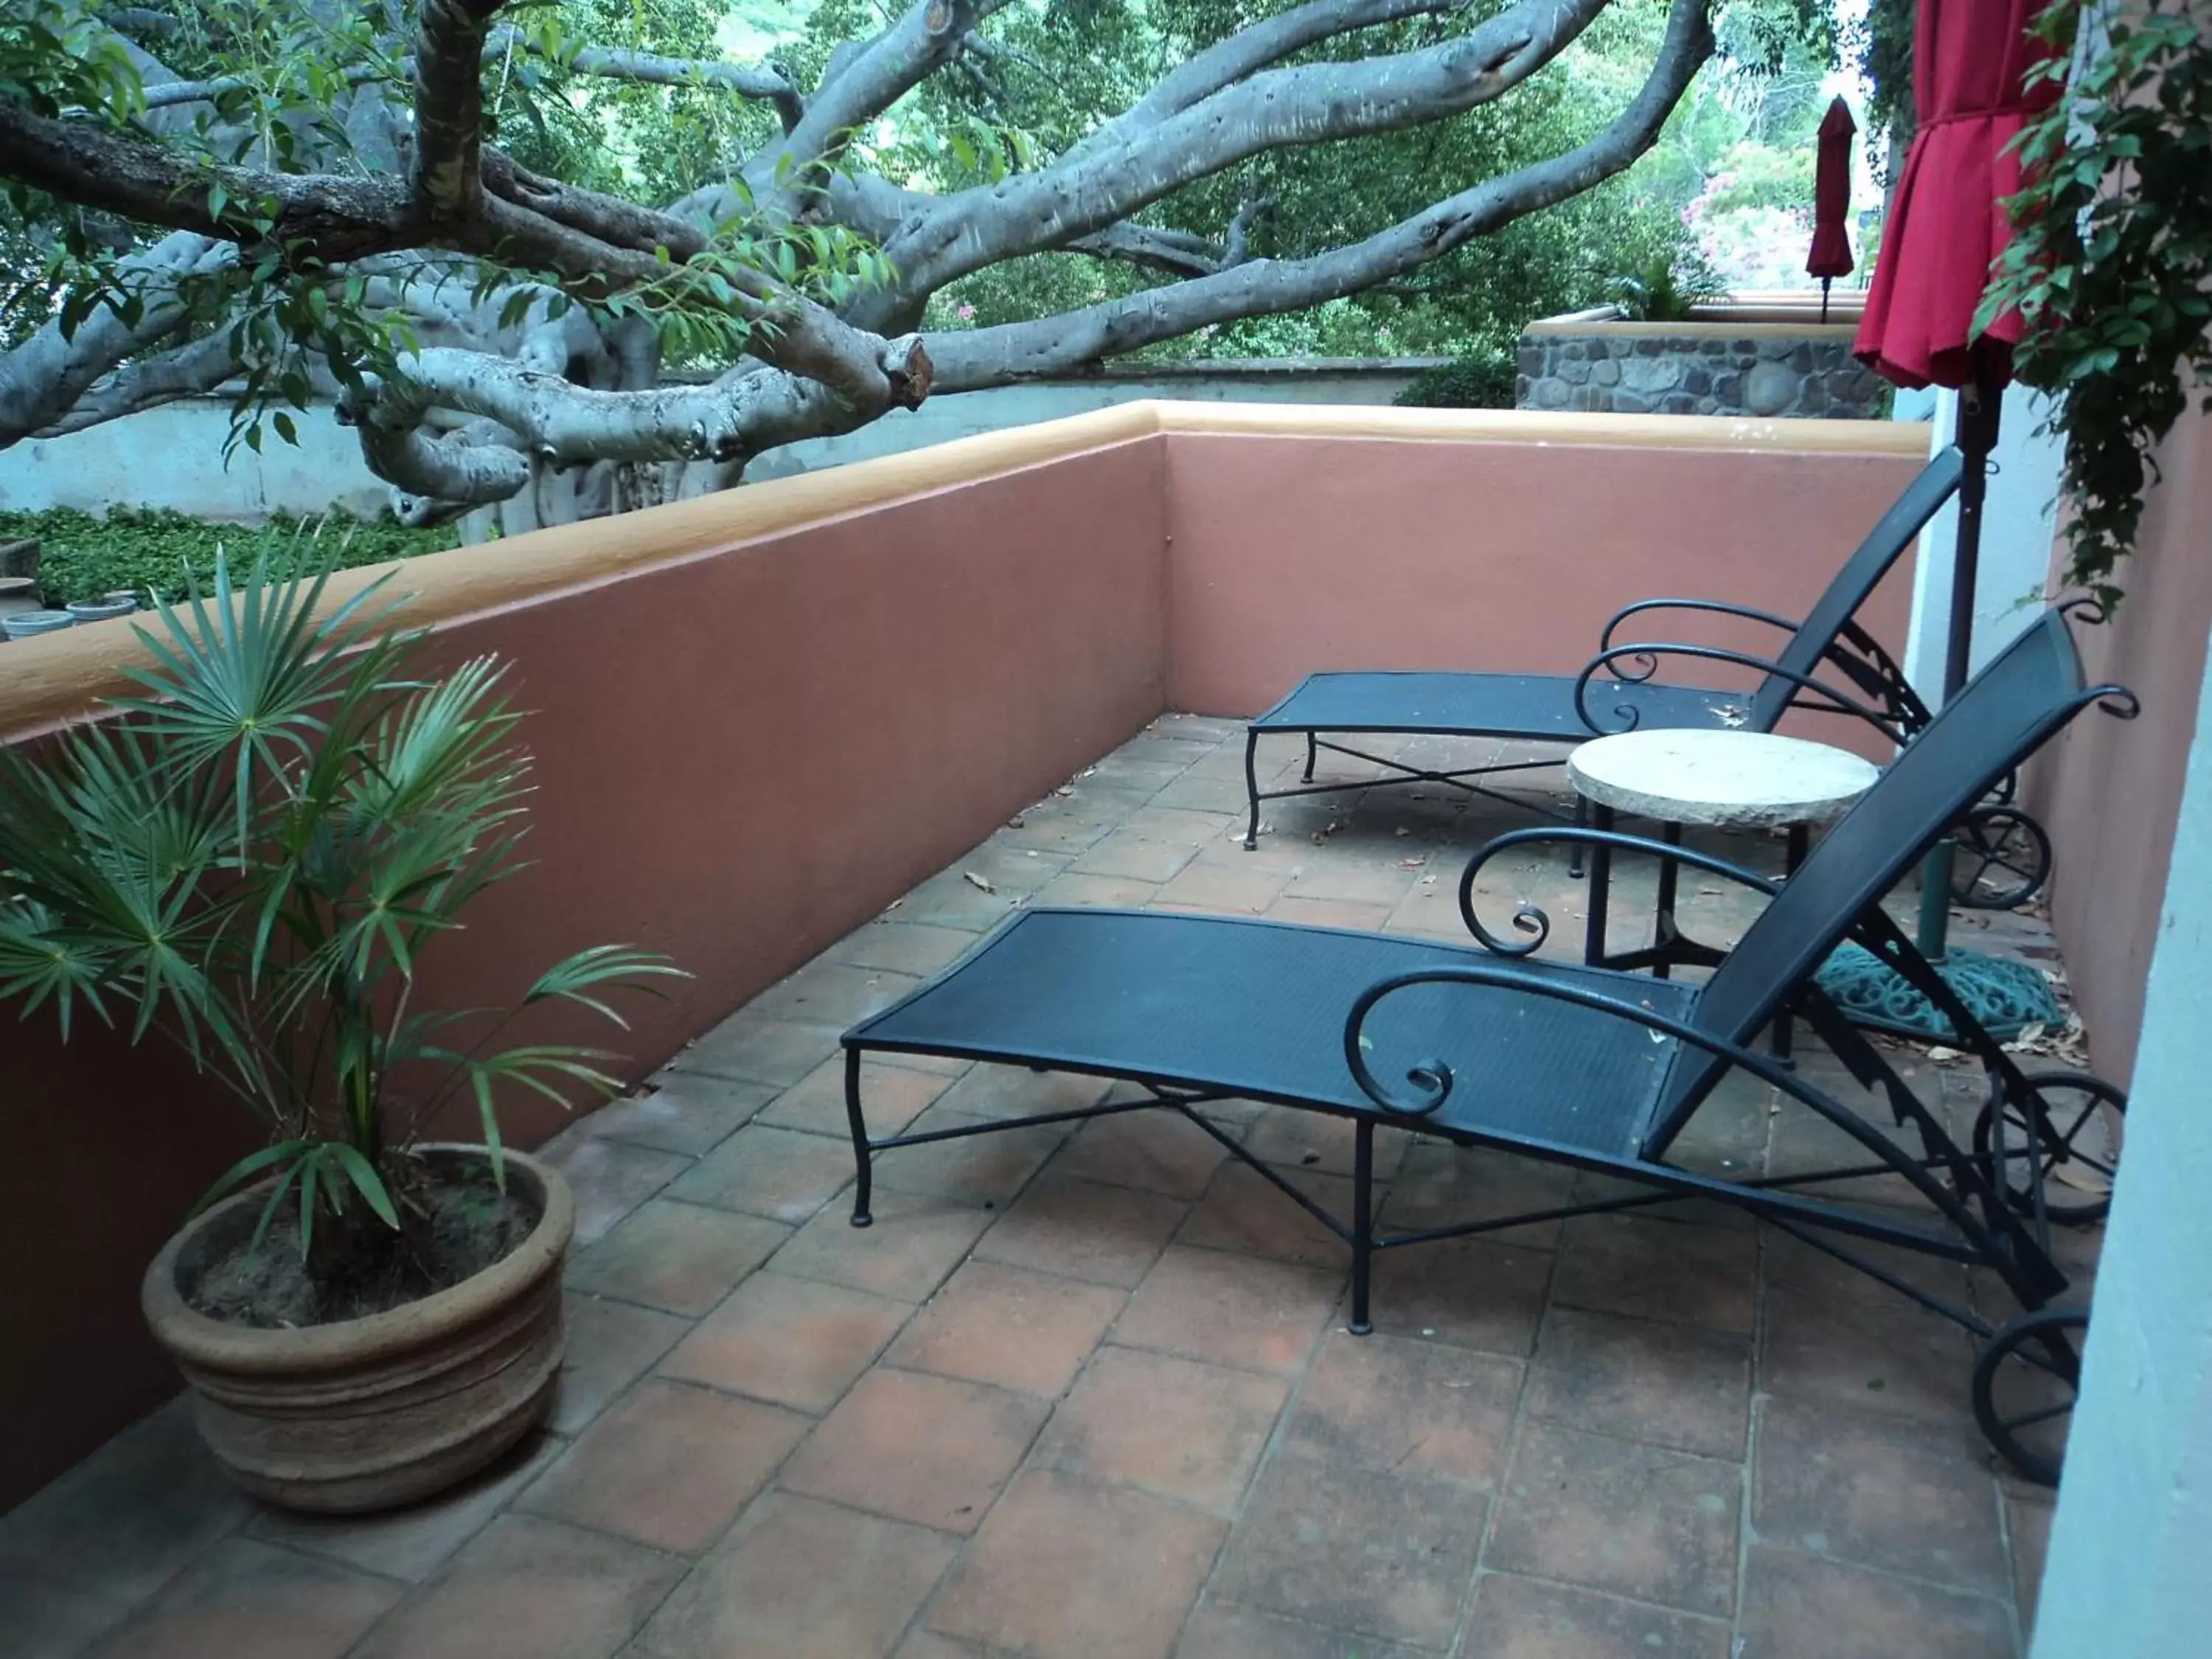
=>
[1806,97,1858,321]
[1853,0,2062,960]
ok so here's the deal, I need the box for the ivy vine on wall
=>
[1980,0,2212,609]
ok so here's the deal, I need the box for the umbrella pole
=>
[1820,276,1832,323]
[1914,356,2003,959]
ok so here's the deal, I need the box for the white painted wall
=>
[2029,622,2212,1656]
[0,360,1433,523]
[1898,381,2066,699]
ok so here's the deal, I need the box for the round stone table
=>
[1566,728,1880,1057]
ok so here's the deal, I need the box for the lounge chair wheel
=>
[1949,805,2051,909]
[1972,1306,2087,1487]
[1972,1071,2125,1225]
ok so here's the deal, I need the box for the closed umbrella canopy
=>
[1806,97,1859,284]
[1854,0,2060,389]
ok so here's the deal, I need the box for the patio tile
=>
[1212,1449,1484,1650]
[894,872,1032,931]
[761,1054,949,1138]
[1380,1143,1579,1248]
[1240,1107,1410,1181]
[641,1492,953,1659]
[664,1124,854,1225]
[1051,1107,1227,1198]
[658,1270,908,1413]
[746,963,922,1026]
[925,1469,1225,1659]
[771,1187,995,1303]
[1285,1329,1522,1489]
[998,796,1149,856]
[1070,834,1203,883]
[887,1259,1125,1398]
[566,1199,789,1315]
[351,1515,683,1659]
[249,1429,566,1583]
[832,920,979,977]
[1365,1234,1552,1357]
[1485,1423,1742,1618]
[551,1293,687,1435]
[2007,1490,2053,1634]
[894,1635,992,1659]
[1029,1346,1287,1514]
[581,1074,773,1157]
[1385,877,1474,939]
[1034,871,1165,907]
[1175,1601,1433,1659]
[1525,1307,1750,1460]
[1735,1545,2014,1659]
[874,1107,1062,1207]
[0,1397,252,1607]
[779,1367,1048,1534]
[1281,859,1421,908]
[929,1064,1113,1124]
[672,1015,845,1088]
[0,1572,131,1659]
[1551,1215,1756,1337]
[1265,895,1396,932]
[1752,1399,2008,1595]
[1113,1245,1342,1377]
[1152,860,1290,913]
[973,1173,1186,1287]
[1455,1573,1731,1659]
[80,1537,401,1659]
[539,1135,690,1246]
[1152,773,1260,815]
[1760,1273,1977,1425]
[516,1378,807,1552]
[1176,1161,1355,1268]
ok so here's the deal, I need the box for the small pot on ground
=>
[66,597,139,624]
[142,1145,573,1513]
[1,608,75,640]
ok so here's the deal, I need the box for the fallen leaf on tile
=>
[964,871,997,893]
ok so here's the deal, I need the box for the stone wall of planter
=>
[1515,305,1885,420]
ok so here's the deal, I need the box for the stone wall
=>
[1516,322,1885,419]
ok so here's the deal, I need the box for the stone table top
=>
[1567,728,1880,828]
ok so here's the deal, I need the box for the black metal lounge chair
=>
[844,607,2134,1483]
[1238,447,1963,860]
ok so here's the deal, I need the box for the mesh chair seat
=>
[851,908,1691,1159]
[1250,670,1751,740]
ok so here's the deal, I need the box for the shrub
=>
[1393,349,1519,410]
[0,507,457,607]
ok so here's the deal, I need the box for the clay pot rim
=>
[142,1142,573,1375]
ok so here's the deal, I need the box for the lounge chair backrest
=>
[1643,608,2105,1155]
[1747,448,1966,732]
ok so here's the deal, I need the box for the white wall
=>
[0,360,1432,522]
[1899,381,2066,698]
[2029,620,2212,1656]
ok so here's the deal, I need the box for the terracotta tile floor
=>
[2,714,2092,1659]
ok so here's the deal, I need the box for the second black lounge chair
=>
[1239,448,1965,852]
[844,607,2133,1484]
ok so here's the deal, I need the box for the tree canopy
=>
[1,0,1747,528]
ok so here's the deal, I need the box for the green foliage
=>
[1607,247,1727,323]
[1981,0,2212,609]
[0,557,686,1270]
[1392,349,1518,411]
[0,507,457,608]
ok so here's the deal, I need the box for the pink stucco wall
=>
[1163,432,1922,755]
[2028,404,2212,1083]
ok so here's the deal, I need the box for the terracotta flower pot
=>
[142,1144,573,1513]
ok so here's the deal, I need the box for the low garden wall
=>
[1517,303,1886,420]
[0,402,1925,1505]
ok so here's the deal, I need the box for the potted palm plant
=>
[0,557,681,1512]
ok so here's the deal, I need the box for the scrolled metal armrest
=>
[1599,597,1802,655]
[1339,966,1994,1242]
[1572,640,1907,739]
[1454,826,1780,957]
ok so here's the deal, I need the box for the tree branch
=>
[887,0,1611,297]
[929,0,1712,389]
[413,0,508,226]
